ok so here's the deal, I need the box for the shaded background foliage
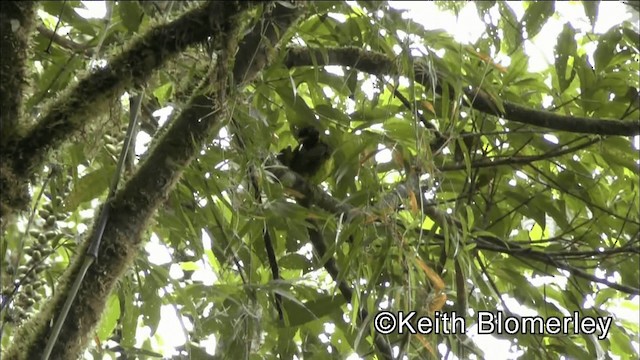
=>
[1,1,639,359]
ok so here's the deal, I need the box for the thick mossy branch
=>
[0,2,37,217]
[4,5,243,360]
[4,53,234,360]
[0,2,36,144]
[3,2,306,358]
[0,2,236,222]
[283,47,640,137]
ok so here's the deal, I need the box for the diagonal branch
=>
[4,1,306,358]
[1,2,244,221]
[0,2,37,218]
[35,24,93,56]
[283,47,640,137]
[0,2,36,143]
[273,166,639,297]
[233,1,301,86]
[438,136,604,172]
[472,237,640,295]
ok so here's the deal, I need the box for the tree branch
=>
[3,1,299,357]
[233,1,302,86]
[283,47,640,136]
[1,2,246,221]
[0,2,36,143]
[438,137,604,172]
[35,24,94,56]
[0,2,37,217]
[473,237,640,295]
[274,166,639,297]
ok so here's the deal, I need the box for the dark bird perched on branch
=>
[278,126,333,184]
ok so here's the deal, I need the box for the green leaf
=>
[476,1,496,14]
[28,55,85,110]
[153,82,174,106]
[350,105,401,125]
[119,1,144,33]
[65,165,114,211]
[582,1,599,28]
[610,324,636,355]
[498,2,523,53]
[503,49,529,85]
[594,288,619,308]
[180,261,200,271]
[283,295,346,327]
[522,1,554,39]
[555,23,577,93]
[185,344,213,360]
[41,1,96,36]
[121,287,138,348]
[275,85,317,129]
[599,145,640,174]
[276,327,298,359]
[314,104,351,124]
[383,118,418,148]
[279,253,313,271]
[621,27,640,50]
[574,55,598,112]
[141,273,163,336]
[96,294,120,341]
[502,189,546,229]
[594,28,623,72]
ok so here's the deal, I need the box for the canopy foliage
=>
[1,1,639,359]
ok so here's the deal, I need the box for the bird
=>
[277,126,333,184]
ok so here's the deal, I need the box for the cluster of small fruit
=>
[2,191,69,324]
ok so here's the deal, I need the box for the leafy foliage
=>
[1,1,638,359]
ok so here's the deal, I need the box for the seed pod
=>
[46,215,56,227]
[45,231,57,240]
[29,230,40,238]
[31,250,42,262]
[105,144,119,155]
[103,134,117,144]
[38,234,47,245]
[38,209,51,219]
